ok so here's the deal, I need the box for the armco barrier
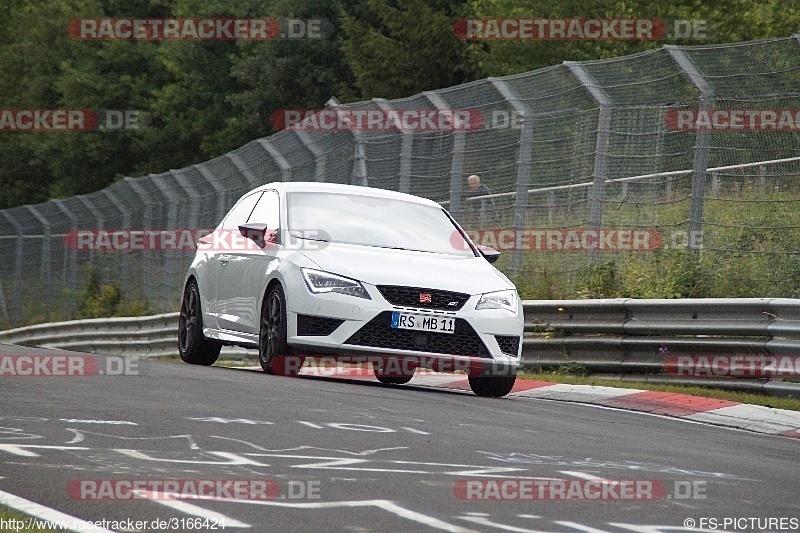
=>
[0,313,181,358]
[523,298,800,374]
[1,299,799,389]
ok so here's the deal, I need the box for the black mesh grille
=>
[495,335,521,357]
[296,314,345,336]
[377,285,471,311]
[345,311,489,357]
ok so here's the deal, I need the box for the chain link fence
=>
[2,36,800,327]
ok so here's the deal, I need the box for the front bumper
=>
[284,279,523,374]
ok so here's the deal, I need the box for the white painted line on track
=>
[458,514,549,532]
[155,497,476,532]
[144,497,251,528]
[560,471,610,481]
[0,489,115,533]
[555,521,613,533]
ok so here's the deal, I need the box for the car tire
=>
[373,368,415,385]
[178,280,222,366]
[259,285,304,376]
[468,374,517,397]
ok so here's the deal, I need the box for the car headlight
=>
[301,268,371,299]
[475,289,518,312]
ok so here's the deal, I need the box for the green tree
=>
[338,0,476,100]
[465,0,800,77]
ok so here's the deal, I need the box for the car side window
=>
[221,192,262,229]
[247,190,280,230]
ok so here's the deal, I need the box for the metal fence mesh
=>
[2,36,800,326]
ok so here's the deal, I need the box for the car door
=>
[206,191,262,331]
[215,189,281,335]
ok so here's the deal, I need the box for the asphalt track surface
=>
[0,344,798,532]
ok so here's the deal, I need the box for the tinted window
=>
[221,192,261,229]
[247,190,280,230]
[286,192,474,257]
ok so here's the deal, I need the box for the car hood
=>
[299,242,513,295]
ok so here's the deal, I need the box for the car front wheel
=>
[259,284,303,376]
[373,366,415,385]
[468,374,517,397]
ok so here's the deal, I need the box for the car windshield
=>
[286,191,475,256]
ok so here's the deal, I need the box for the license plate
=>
[391,311,455,334]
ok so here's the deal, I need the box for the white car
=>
[178,182,523,397]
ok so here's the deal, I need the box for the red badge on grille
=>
[419,293,432,303]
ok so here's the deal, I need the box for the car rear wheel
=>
[178,280,222,366]
[468,374,516,397]
[259,285,303,376]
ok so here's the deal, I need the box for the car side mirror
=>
[238,223,277,247]
[478,245,500,264]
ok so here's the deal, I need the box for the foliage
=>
[73,263,150,319]
[2,0,798,208]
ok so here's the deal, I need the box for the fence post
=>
[152,174,192,310]
[52,199,79,298]
[121,178,155,307]
[424,91,465,219]
[666,46,714,253]
[566,62,612,262]
[195,164,232,224]
[326,98,369,187]
[1,212,23,324]
[488,78,535,276]
[295,130,327,182]
[75,195,105,269]
[26,206,52,308]
[374,98,412,193]
[257,139,293,183]
[102,189,133,301]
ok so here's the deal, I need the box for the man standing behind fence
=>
[463,174,498,228]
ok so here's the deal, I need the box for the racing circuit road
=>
[0,344,798,532]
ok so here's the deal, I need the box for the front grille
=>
[495,335,521,357]
[345,311,489,357]
[296,314,345,336]
[377,285,471,311]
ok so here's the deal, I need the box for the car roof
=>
[251,182,442,208]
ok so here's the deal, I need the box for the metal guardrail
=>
[1,299,799,396]
[523,298,800,373]
[0,313,181,358]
